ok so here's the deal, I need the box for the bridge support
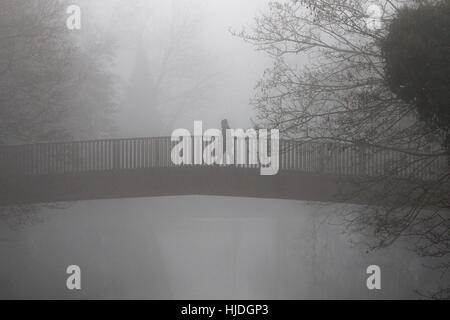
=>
[0,166,397,206]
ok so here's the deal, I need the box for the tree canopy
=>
[382,0,450,134]
[0,0,116,144]
[0,0,117,228]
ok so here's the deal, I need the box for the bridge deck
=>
[0,137,447,205]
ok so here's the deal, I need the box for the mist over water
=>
[0,196,438,299]
[0,0,448,300]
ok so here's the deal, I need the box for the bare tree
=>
[0,0,117,144]
[109,0,216,136]
[0,0,117,227]
[235,0,449,297]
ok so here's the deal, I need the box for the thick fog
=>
[0,0,448,300]
[0,196,440,299]
[74,0,272,136]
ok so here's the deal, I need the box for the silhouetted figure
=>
[221,119,230,163]
[221,119,230,136]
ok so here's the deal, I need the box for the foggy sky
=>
[0,196,439,299]
[74,0,273,136]
[0,0,446,300]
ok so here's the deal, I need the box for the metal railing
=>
[0,137,447,180]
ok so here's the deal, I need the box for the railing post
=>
[358,143,366,176]
[72,142,78,172]
[154,138,160,168]
[318,143,326,173]
[113,140,120,170]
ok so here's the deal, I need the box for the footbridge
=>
[0,137,446,206]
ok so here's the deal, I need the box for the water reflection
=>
[0,196,440,299]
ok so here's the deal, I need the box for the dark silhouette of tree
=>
[124,39,164,136]
[235,0,449,297]
[112,1,216,137]
[382,1,450,153]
